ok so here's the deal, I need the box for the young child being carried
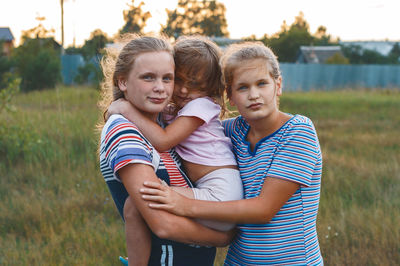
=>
[108,36,243,265]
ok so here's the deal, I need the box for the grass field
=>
[1,86,399,265]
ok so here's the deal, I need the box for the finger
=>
[142,195,168,203]
[139,188,165,196]
[143,181,164,189]
[148,203,172,210]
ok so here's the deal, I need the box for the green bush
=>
[0,123,43,164]
[13,38,61,91]
[0,73,20,114]
[74,61,102,88]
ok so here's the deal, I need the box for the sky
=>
[1,0,399,47]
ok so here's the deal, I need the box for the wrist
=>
[184,198,196,217]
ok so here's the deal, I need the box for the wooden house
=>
[296,46,344,64]
[0,27,14,57]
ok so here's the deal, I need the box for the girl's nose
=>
[248,86,260,99]
[153,79,165,93]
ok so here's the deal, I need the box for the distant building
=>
[296,46,344,64]
[209,37,242,50]
[0,27,14,56]
[340,41,398,56]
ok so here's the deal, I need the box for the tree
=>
[0,42,14,87]
[20,19,55,41]
[264,12,314,62]
[67,29,107,88]
[341,44,393,65]
[361,49,388,64]
[314,26,336,46]
[80,29,109,61]
[388,42,400,64]
[13,23,61,91]
[119,0,151,34]
[325,53,349,64]
[162,0,229,38]
[341,44,363,64]
[259,12,338,62]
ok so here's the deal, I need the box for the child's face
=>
[229,58,282,123]
[173,70,207,108]
[119,51,175,119]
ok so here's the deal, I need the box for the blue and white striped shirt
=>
[223,114,323,265]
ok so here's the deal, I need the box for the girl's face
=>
[229,58,282,123]
[173,70,207,108]
[119,51,175,120]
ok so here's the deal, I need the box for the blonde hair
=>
[98,34,174,121]
[221,41,281,98]
[173,36,226,115]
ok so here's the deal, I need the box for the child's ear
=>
[275,76,283,96]
[118,78,127,92]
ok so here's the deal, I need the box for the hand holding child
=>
[140,180,189,217]
[106,98,134,120]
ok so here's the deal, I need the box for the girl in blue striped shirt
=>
[140,41,323,265]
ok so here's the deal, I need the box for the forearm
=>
[121,110,173,151]
[181,178,300,224]
[155,212,232,247]
[120,164,230,247]
[142,175,300,225]
[184,197,273,224]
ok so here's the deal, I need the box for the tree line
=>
[1,0,399,93]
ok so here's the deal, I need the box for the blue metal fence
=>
[280,63,400,91]
[61,54,85,85]
[60,55,400,90]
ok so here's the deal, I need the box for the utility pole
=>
[61,0,65,54]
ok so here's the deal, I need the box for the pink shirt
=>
[174,97,237,166]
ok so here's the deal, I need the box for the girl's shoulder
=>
[183,97,220,110]
[222,115,248,137]
[178,97,221,121]
[284,114,316,132]
[279,114,320,147]
[101,114,151,147]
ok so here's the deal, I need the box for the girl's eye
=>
[237,86,247,91]
[163,75,173,82]
[175,77,184,84]
[258,81,267,86]
[142,75,154,81]
[188,81,200,88]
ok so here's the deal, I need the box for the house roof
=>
[0,27,14,41]
[209,37,242,49]
[297,46,343,64]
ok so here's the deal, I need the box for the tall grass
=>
[1,87,399,265]
[281,90,400,265]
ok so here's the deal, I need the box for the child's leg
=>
[123,196,151,266]
[190,168,243,231]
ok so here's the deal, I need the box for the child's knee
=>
[123,196,139,221]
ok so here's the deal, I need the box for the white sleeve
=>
[176,97,220,124]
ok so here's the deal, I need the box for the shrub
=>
[0,73,20,114]
[74,60,102,88]
[13,38,61,91]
